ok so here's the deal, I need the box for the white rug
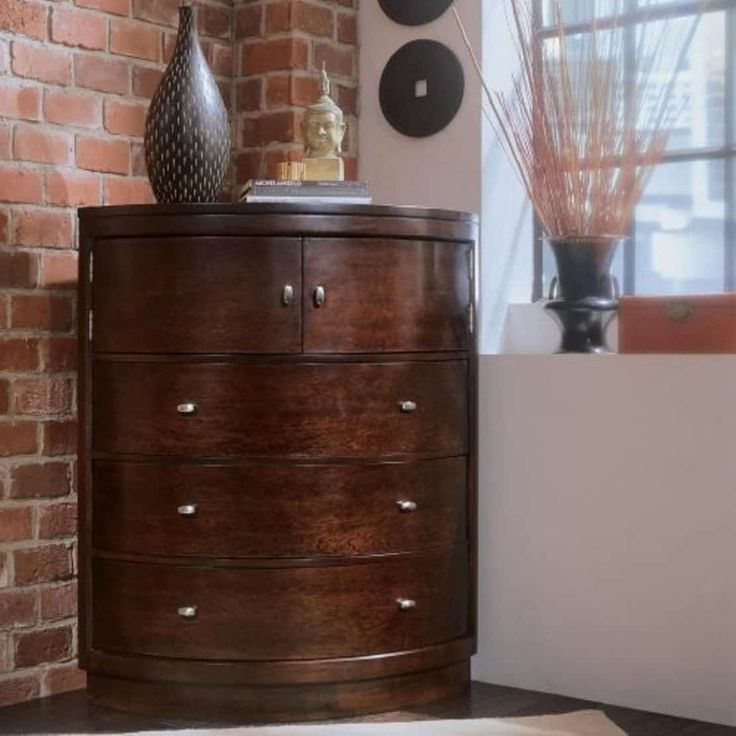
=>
[82,711,626,736]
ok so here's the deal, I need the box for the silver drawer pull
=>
[177,402,197,415]
[177,605,198,619]
[313,285,326,308]
[282,284,295,305]
[396,598,417,611]
[399,401,417,413]
[397,500,418,513]
[177,504,197,517]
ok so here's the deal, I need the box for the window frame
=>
[531,0,736,300]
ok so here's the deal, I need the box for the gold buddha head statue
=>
[302,64,347,159]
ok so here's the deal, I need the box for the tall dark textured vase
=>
[545,236,623,354]
[144,4,230,203]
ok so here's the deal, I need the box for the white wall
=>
[476,355,736,727]
[360,2,736,728]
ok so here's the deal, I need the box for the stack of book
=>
[240,179,373,205]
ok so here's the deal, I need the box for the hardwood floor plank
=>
[0,683,732,735]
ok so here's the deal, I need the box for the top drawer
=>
[92,238,302,354]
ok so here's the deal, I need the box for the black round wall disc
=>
[379,0,454,26]
[379,40,465,138]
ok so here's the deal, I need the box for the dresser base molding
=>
[87,661,470,723]
[84,637,475,686]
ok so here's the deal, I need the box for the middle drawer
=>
[93,457,468,558]
[93,360,468,459]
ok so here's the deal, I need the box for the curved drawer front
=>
[93,458,468,558]
[93,550,469,661]
[93,360,468,458]
[92,238,302,354]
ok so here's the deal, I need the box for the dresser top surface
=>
[78,202,479,224]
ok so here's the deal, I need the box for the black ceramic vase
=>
[144,4,230,203]
[545,236,623,354]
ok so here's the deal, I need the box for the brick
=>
[104,100,148,137]
[132,65,162,99]
[39,337,77,372]
[0,296,8,331]
[131,142,147,176]
[132,0,179,26]
[10,462,71,499]
[337,12,357,45]
[0,422,38,457]
[51,7,107,51]
[14,126,73,166]
[236,4,262,40]
[76,0,129,16]
[212,44,233,78]
[0,634,8,672]
[0,339,38,372]
[14,544,73,585]
[47,170,101,207]
[13,208,74,248]
[76,136,130,175]
[0,0,47,41]
[0,589,35,627]
[43,663,85,696]
[75,54,129,95]
[0,507,33,542]
[0,166,42,204]
[336,84,357,116]
[40,252,79,290]
[234,150,264,183]
[0,250,37,288]
[11,42,72,85]
[0,673,40,708]
[243,111,301,146]
[42,421,77,456]
[10,294,74,332]
[243,38,309,75]
[313,43,354,79]
[13,377,74,416]
[110,20,160,62]
[38,503,77,539]
[0,84,40,121]
[268,1,333,37]
[104,176,153,205]
[14,626,72,668]
[39,582,76,621]
[199,5,231,39]
[0,123,11,160]
[266,73,319,109]
[0,379,9,414]
[44,89,101,129]
[237,78,262,112]
[0,209,7,243]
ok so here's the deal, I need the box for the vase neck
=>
[175,5,198,51]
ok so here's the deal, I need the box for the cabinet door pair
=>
[92,237,472,354]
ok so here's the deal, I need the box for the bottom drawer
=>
[93,549,468,661]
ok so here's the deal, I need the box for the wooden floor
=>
[0,681,733,735]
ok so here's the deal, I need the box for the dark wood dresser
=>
[78,203,478,722]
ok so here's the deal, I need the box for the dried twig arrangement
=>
[454,0,699,238]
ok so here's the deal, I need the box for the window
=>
[534,0,733,298]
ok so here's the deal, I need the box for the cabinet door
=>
[303,239,471,353]
[93,237,302,354]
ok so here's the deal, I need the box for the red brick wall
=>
[0,0,359,709]
[234,0,359,189]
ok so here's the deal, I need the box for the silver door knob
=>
[177,504,197,517]
[397,500,418,513]
[399,401,417,413]
[282,284,294,305]
[396,598,417,611]
[177,403,197,415]
[313,285,326,307]
[177,605,198,619]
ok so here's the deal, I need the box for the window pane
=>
[635,160,725,294]
[635,12,725,151]
[542,0,619,26]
